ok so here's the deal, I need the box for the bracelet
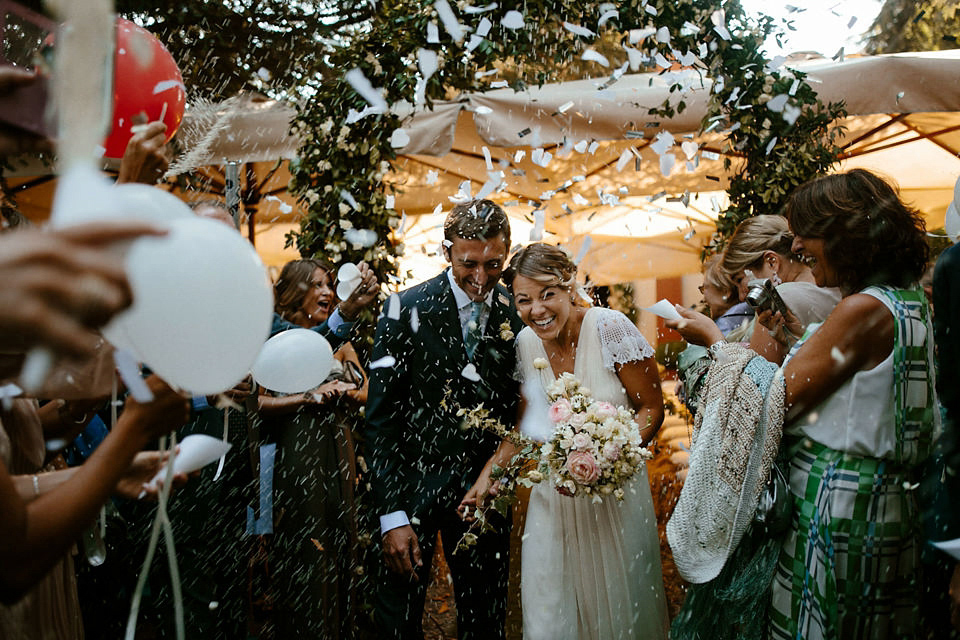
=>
[32,475,40,496]
[707,340,728,360]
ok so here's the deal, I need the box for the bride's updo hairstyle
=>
[503,243,590,305]
[721,214,797,277]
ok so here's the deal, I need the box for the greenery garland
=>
[288,0,847,292]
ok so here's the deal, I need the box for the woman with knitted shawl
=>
[667,169,938,639]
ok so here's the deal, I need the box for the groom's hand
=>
[383,525,422,582]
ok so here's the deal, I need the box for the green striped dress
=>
[769,286,938,639]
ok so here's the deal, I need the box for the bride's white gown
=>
[518,307,669,640]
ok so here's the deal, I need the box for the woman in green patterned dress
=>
[670,169,937,639]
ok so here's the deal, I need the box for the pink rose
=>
[566,451,601,485]
[602,441,621,461]
[572,432,592,450]
[595,402,617,419]
[548,398,573,423]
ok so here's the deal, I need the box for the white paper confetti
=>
[616,149,633,172]
[427,21,440,43]
[628,27,656,43]
[370,355,397,370]
[345,228,378,248]
[563,21,596,38]
[410,307,420,333]
[476,17,492,37]
[573,140,588,153]
[501,10,524,29]
[582,49,610,67]
[461,363,482,381]
[680,140,698,160]
[531,149,552,167]
[782,103,802,125]
[426,170,439,185]
[558,100,574,113]
[587,141,599,154]
[387,294,401,320]
[655,26,671,44]
[624,46,645,71]
[766,93,789,113]
[530,210,545,241]
[434,0,464,43]
[345,68,387,112]
[650,131,675,156]
[659,153,677,176]
[341,190,360,210]
[598,9,618,26]
[464,2,498,13]
[390,128,410,148]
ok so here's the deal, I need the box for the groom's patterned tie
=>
[464,301,485,360]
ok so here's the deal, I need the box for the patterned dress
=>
[769,286,938,639]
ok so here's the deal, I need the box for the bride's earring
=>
[771,271,782,287]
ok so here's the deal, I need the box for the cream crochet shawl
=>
[666,342,786,584]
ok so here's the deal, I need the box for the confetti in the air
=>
[344,68,387,113]
[563,22,596,38]
[434,0,464,43]
[501,10,524,29]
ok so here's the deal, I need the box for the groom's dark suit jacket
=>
[365,271,524,522]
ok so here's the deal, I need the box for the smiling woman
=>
[259,257,370,638]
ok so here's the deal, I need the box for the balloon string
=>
[125,432,184,640]
[213,407,228,482]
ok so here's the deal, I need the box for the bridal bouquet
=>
[538,372,652,502]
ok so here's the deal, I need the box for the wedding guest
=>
[259,257,372,639]
[669,169,937,638]
[700,254,751,336]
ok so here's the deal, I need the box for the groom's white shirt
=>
[379,268,493,534]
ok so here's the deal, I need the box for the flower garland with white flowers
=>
[289,0,846,309]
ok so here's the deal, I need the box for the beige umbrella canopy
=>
[7,51,960,282]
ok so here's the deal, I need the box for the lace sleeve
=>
[596,308,655,370]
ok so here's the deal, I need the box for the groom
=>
[365,199,524,639]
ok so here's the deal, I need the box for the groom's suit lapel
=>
[477,286,514,379]
[422,273,466,362]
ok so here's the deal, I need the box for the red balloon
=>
[102,18,186,158]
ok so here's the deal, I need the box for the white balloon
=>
[251,328,334,393]
[50,167,193,230]
[954,176,960,204]
[946,201,960,244]
[113,183,194,226]
[148,434,232,488]
[103,217,274,394]
[50,165,124,228]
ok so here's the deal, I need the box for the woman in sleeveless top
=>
[461,244,669,639]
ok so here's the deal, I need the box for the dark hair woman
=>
[668,169,938,638]
[259,258,371,639]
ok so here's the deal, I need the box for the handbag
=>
[754,460,791,534]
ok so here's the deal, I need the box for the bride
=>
[460,243,669,639]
